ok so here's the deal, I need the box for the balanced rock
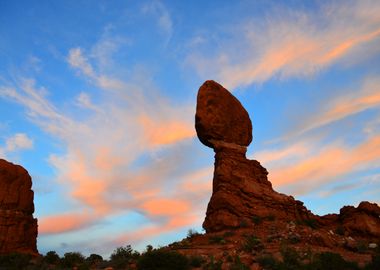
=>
[195,80,252,149]
[196,81,316,232]
[0,159,38,255]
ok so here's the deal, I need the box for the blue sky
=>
[1,0,380,257]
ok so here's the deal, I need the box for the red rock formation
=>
[0,159,38,255]
[195,80,252,149]
[169,80,380,268]
[196,80,316,232]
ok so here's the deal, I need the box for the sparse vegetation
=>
[61,252,85,268]
[189,255,204,267]
[335,225,345,235]
[44,250,60,265]
[110,244,139,268]
[239,219,249,228]
[204,255,222,270]
[187,228,201,238]
[229,256,249,270]
[209,235,226,244]
[251,215,262,225]
[0,241,378,270]
[0,252,32,270]
[243,234,263,252]
[137,249,189,270]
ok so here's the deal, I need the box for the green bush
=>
[257,255,277,269]
[44,250,60,265]
[308,252,359,270]
[252,215,262,225]
[364,253,380,270]
[204,255,222,270]
[86,253,103,266]
[110,244,139,268]
[229,256,249,270]
[243,234,263,252]
[189,255,204,267]
[303,219,318,229]
[335,225,345,235]
[0,253,32,270]
[137,249,189,270]
[187,228,200,238]
[209,235,226,244]
[61,252,85,268]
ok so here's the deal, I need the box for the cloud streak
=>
[187,0,380,89]
[0,133,33,158]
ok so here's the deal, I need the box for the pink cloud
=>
[267,135,380,194]
[39,213,96,235]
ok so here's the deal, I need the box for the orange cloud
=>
[268,135,380,194]
[39,213,95,235]
[187,2,380,89]
[142,198,190,216]
[138,114,195,147]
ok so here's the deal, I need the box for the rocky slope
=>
[0,159,38,255]
[169,80,380,269]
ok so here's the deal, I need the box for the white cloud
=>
[0,133,34,158]
[142,1,173,43]
[67,48,95,78]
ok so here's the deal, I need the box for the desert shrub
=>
[86,253,103,266]
[308,252,359,270]
[257,255,277,269]
[223,231,235,237]
[288,233,301,244]
[266,214,276,221]
[137,249,189,270]
[209,235,226,244]
[43,251,60,265]
[0,253,31,270]
[280,246,301,269]
[243,234,263,252]
[364,253,380,270]
[110,245,139,268]
[204,255,222,270]
[303,219,318,229]
[335,225,345,235]
[239,220,249,228]
[252,215,262,225]
[61,252,85,268]
[229,256,249,270]
[189,255,204,267]
[187,228,200,238]
[357,241,368,253]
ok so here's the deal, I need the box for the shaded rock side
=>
[0,159,38,255]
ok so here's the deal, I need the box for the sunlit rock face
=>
[0,159,38,255]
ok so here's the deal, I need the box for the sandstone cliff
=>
[0,159,38,255]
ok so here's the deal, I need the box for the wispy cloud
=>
[187,0,380,89]
[141,1,173,44]
[254,133,380,197]
[294,77,380,137]
[0,133,33,158]
[0,38,203,246]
